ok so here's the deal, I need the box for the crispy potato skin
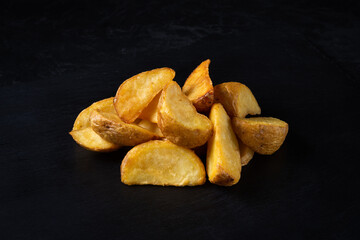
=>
[114,68,175,123]
[182,59,214,112]
[90,110,161,146]
[158,81,213,149]
[206,103,241,186]
[214,82,261,118]
[238,140,254,166]
[70,97,121,152]
[232,117,289,155]
[121,140,206,186]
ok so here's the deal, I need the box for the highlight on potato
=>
[69,60,289,187]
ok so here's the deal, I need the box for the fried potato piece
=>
[70,128,121,152]
[214,82,261,118]
[136,119,164,138]
[239,140,254,166]
[121,140,206,186]
[70,98,121,152]
[182,59,214,112]
[114,68,175,123]
[157,81,213,149]
[138,91,161,123]
[90,109,162,146]
[206,103,241,186]
[232,117,289,155]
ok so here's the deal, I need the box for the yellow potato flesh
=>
[70,97,121,152]
[138,91,161,123]
[214,82,261,118]
[121,140,206,186]
[207,103,241,186]
[136,119,164,138]
[158,81,213,148]
[114,68,175,123]
[182,59,214,112]
[232,117,288,155]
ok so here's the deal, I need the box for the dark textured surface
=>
[1,1,359,239]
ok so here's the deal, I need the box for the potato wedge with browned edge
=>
[214,82,261,118]
[121,140,206,186]
[90,109,162,146]
[138,91,161,123]
[158,81,213,149]
[136,119,164,138]
[69,98,121,152]
[182,59,214,112]
[232,117,288,155]
[239,140,254,166]
[114,68,175,123]
[207,103,241,186]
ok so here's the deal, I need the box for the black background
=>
[1,0,359,239]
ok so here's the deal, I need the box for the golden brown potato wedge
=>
[182,59,214,112]
[239,140,254,166]
[121,140,206,186]
[114,68,175,123]
[136,119,164,138]
[206,103,241,186]
[70,128,121,152]
[138,91,161,123]
[70,98,121,152]
[157,81,213,149]
[214,82,261,118]
[90,109,162,146]
[232,117,289,155]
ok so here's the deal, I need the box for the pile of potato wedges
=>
[70,60,289,187]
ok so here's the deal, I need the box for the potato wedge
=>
[157,81,213,149]
[90,109,162,146]
[70,128,121,152]
[136,119,164,138]
[214,82,261,118]
[114,68,175,123]
[70,98,121,152]
[121,140,206,186]
[182,59,214,112]
[207,103,241,186]
[239,140,254,166]
[232,117,288,155]
[138,91,161,123]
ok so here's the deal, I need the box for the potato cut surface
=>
[182,59,214,112]
[121,140,206,186]
[232,117,288,155]
[214,82,261,118]
[158,81,213,148]
[114,68,175,123]
[138,91,161,123]
[207,103,241,186]
[70,97,121,152]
